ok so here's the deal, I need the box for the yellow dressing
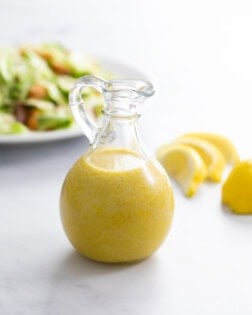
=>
[60,148,174,263]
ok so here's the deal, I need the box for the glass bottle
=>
[60,75,174,263]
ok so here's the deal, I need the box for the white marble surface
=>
[1,1,252,314]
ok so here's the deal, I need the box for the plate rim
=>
[0,57,147,144]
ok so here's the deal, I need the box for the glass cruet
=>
[60,75,174,263]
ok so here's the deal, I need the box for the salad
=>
[0,43,111,135]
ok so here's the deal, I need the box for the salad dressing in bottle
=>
[60,76,174,263]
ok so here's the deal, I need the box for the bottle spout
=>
[103,79,155,117]
[104,79,154,98]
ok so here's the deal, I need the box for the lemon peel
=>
[222,160,252,214]
[184,132,239,164]
[175,136,226,182]
[157,143,207,197]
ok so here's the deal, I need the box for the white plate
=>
[0,58,146,144]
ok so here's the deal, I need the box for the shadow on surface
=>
[56,249,159,279]
[44,249,166,314]
[220,204,252,226]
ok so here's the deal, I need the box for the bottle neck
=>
[92,114,144,155]
[104,92,142,118]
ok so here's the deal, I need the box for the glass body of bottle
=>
[60,76,174,263]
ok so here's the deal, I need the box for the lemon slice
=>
[175,137,226,182]
[156,143,208,197]
[222,160,252,214]
[184,132,239,164]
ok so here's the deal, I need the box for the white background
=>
[1,1,252,314]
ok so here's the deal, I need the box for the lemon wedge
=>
[157,143,208,197]
[184,132,239,164]
[175,137,226,182]
[222,160,252,214]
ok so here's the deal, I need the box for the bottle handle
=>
[69,75,106,144]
